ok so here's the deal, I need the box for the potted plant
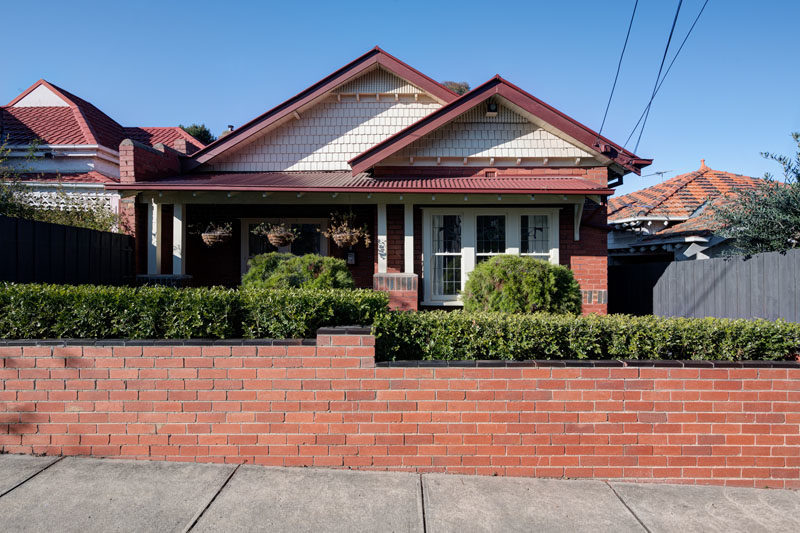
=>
[322,211,371,248]
[252,222,298,248]
[200,222,233,247]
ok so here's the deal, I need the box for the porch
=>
[133,190,606,312]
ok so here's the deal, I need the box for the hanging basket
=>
[201,229,232,247]
[331,231,361,248]
[267,229,296,248]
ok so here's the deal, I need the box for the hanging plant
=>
[252,222,298,248]
[322,211,371,248]
[200,222,233,247]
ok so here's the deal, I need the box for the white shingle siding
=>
[395,104,593,162]
[334,68,424,95]
[211,91,440,172]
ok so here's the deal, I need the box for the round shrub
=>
[241,252,354,290]
[461,255,581,314]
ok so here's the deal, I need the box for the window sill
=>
[421,300,464,307]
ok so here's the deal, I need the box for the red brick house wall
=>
[560,201,609,314]
[2,330,798,488]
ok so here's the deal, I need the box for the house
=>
[0,80,205,227]
[608,161,763,264]
[106,48,651,313]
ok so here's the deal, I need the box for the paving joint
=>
[182,463,240,533]
[0,456,63,499]
[606,481,652,533]
[419,474,427,533]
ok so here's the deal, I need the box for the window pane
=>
[432,215,461,253]
[249,223,277,256]
[290,223,321,255]
[521,215,549,254]
[477,215,505,254]
[433,255,461,295]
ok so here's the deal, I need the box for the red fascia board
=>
[349,76,651,175]
[106,183,614,195]
[190,48,457,166]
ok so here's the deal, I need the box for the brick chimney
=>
[172,138,189,155]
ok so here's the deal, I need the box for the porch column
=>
[172,203,185,275]
[404,203,414,274]
[147,198,162,275]
[377,202,387,273]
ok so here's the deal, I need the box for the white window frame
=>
[421,207,560,305]
[240,217,329,275]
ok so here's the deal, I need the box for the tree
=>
[442,81,470,95]
[713,132,800,256]
[180,123,216,145]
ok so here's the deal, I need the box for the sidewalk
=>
[0,454,798,532]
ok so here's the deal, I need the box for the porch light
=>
[464,195,468,201]
[497,195,502,201]
[485,99,498,117]
[530,194,536,201]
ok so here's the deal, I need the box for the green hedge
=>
[373,311,800,362]
[0,283,388,339]
[241,253,354,290]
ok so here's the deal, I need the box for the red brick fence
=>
[1,328,798,488]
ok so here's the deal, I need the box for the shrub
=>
[373,311,800,362]
[461,255,581,314]
[241,253,354,290]
[0,283,388,339]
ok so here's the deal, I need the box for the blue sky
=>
[3,0,798,194]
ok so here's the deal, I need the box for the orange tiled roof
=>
[608,161,762,222]
[1,80,205,152]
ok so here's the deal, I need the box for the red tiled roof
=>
[2,80,205,152]
[608,162,762,222]
[0,106,87,145]
[107,171,613,194]
[15,171,118,184]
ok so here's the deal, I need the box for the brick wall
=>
[560,201,609,314]
[119,140,182,184]
[2,331,798,488]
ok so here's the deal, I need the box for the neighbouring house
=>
[106,47,650,312]
[608,161,764,264]
[0,80,205,228]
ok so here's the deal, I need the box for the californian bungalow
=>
[107,48,651,313]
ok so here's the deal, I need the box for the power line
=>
[598,0,639,137]
[631,0,684,153]
[624,0,711,150]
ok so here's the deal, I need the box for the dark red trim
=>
[190,47,458,166]
[349,76,652,176]
[106,183,614,195]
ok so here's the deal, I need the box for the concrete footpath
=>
[0,455,798,532]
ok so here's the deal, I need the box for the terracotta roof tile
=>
[16,171,117,184]
[608,162,762,222]
[2,80,205,153]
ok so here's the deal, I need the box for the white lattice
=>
[19,187,118,212]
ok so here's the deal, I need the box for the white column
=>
[404,203,414,274]
[377,202,387,274]
[147,198,162,275]
[172,203,185,275]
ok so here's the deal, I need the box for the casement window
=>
[422,208,559,304]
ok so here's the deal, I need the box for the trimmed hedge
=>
[462,255,582,314]
[373,311,800,362]
[0,283,388,339]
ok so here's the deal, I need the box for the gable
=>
[387,103,594,166]
[209,69,442,172]
[13,84,69,107]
